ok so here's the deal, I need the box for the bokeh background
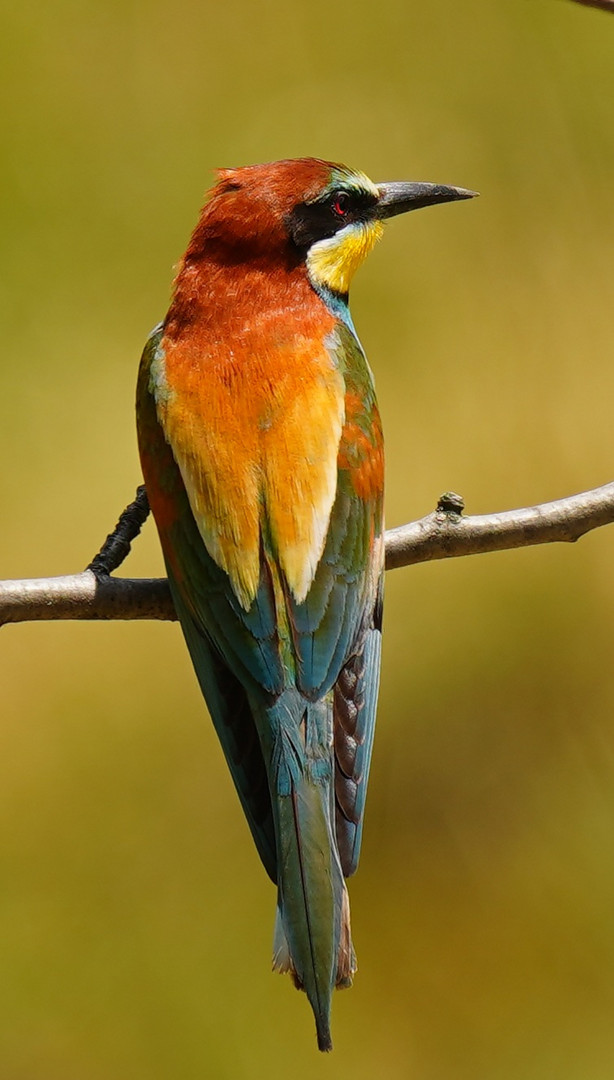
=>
[2,1,614,1077]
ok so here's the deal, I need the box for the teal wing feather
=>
[169,580,277,881]
[137,328,279,879]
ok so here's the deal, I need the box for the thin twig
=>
[1,482,613,626]
[569,0,614,11]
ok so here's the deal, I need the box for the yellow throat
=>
[306,218,384,296]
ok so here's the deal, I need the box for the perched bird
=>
[136,158,474,1051]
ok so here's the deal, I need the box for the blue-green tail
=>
[256,691,355,1052]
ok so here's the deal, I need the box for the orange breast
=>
[156,262,343,609]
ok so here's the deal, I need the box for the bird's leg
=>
[87,485,151,577]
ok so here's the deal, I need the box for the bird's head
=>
[183,158,476,300]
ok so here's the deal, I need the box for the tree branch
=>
[0,572,175,625]
[0,486,175,625]
[385,484,614,569]
[1,482,613,626]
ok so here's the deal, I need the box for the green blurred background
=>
[2,1,614,1076]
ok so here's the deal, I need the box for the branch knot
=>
[436,491,465,517]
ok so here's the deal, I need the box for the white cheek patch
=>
[306,219,384,296]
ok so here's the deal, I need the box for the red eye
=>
[333,192,349,217]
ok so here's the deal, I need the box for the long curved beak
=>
[375,181,478,219]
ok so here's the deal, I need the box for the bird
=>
[136,158,475,1051]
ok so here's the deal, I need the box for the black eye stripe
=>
[286,189,377,249]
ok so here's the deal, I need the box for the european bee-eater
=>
[136,158,474,1051]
